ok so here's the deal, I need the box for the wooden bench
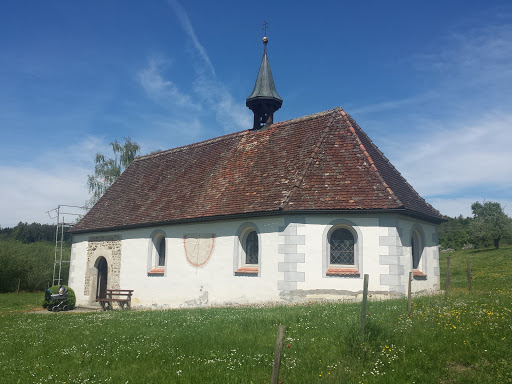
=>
[97,289,134,311]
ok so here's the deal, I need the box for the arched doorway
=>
[96,257,108,300]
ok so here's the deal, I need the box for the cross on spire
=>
[263,20,269,36]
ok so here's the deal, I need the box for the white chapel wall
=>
[69,213,440,308]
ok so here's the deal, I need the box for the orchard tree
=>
[86,137,140,208]
[469,201,512,249]
[438,215,471,250]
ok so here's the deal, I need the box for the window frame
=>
[242,229,259,266]
[323,219,362,278]
[329,227,355,266]
[147,230,167,276]
[410,225,427,279]
[234,223,261,276]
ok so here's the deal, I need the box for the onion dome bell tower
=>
[246,35,283,130]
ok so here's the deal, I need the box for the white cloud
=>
[152,0,252,133]
[136,1,252,134]
[364,18,512,217]
[167,0,215,75]
[0,165,89,227]
[395,111,512,198]
[0,136,113,228]
[350,92,436,115]
[415,23,512,90]
[193,75,251,133]
[137,58,200,110]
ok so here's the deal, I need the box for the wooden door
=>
[96,257,108,300]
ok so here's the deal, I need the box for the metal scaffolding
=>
[46,205,86,287]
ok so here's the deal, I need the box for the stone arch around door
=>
[84,235,122,304]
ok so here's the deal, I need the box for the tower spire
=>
[246,27,283,130]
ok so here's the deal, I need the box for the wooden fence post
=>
[271,325,286,384]
[17,279,21,296]
[407,271,412,314]
[445,256,451,299]
[467,260,472,293]
[361,274,369,335]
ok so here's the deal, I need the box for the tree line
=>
[0,222,71,244]
[0,239,66,292]
[439,201,512,250]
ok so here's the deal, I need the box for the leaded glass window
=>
[157,237,166,267]
[244,230,258,265]
[412,231,420,269]
[329,228,354,265]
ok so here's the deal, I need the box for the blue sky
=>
[1,0,511,227]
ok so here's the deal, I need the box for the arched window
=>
[411,226,427,278]
[323,221,361,277]
[329,228,355,265]
[148,230,166,276]
[157,236,166,267]
[243,230,259,265]
[234,223,260,276]
[411,230,420,269]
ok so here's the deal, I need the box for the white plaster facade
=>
[69,214,440,308]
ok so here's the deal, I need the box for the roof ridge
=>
[135,109,343,163]
[276,107,343,129]
[338,110,403,207]
[346,114,442,217]
[134,130,247,162]
[279,109,340,209]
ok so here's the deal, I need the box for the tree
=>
[86,137,140,208]
[469,201,512,249]
[438,215,471,250]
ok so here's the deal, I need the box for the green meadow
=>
[1,247,511,383]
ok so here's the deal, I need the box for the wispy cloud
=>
[137,58,200,110]
[415,23,512,88]
[350,92,436,115]
[396,110,512,200]
[371,19,512,218]
[163,0,251,132]
[137,1,251,134]
[192,74,251,133]
[167,0,215,76]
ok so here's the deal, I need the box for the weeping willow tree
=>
[86,138,140,208]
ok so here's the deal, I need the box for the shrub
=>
[0,239,70,292]
[42,285,76,310]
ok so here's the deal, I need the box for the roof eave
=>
[70,207,445,235]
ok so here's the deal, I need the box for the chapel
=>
[69,34,444,308]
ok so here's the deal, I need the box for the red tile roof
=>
[72,108,443,233]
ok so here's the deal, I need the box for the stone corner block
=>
[284,271,305,282]
[277,280,297,291]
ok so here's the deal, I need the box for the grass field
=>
[1,247,511,383]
